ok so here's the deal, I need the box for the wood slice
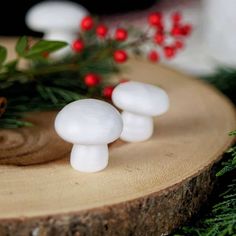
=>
[0,112,71,165]
[0,59,235,236]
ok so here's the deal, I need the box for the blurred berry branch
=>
[0,12,191,129]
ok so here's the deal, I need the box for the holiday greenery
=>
[173,131,236,236]
[202,68,236,103]
[0,36,119,128]
[0,12,191,128]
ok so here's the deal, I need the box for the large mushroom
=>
[54,99,123,173]
[112,81,169,142]
[25,1,88,58]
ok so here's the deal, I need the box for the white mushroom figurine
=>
[54,99,123,173]
[25,1,88,58]
[112,81,169,142]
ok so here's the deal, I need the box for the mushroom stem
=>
[44,31,76,58]
[120,111,153,142]
[70,144,109,173]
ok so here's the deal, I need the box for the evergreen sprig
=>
[0,32,150,128]
[173,130,236,236]
[216,132,236,177]
[202,68,236,103]
[0,36,121,128]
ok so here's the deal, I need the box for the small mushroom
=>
[54,99,123,173]
[25,1,88,58]
[112,81,169,142]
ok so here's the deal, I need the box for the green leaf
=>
[0,45,7,65]
[25,40,68,59]
[15,36,28,56]
[4,59,18,72]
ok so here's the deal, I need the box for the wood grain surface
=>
[0,39,235,236]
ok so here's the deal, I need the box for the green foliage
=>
[173,179,236,236]
[202,68,236,103]
[15,36,28,56]
[173,130,236,236]
[0,36,121,128]
[0,45,7,66]
[24,40,68,59]
[217,133,236,177]
[0,114,33,129]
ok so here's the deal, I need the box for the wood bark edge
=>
[0,150,232,236]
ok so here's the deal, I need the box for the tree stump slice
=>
[0,59,235,236]
[0,112,71,165]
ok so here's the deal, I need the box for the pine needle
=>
[173,131,236,236]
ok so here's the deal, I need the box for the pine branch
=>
[0,37,121,128]
[202,68,236,103]
[173,131,236,236]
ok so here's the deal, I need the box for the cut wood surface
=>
[0,38,235,236]
[0,112,71,165]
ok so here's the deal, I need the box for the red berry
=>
[148,12,162,26]
[84,73,101,87]
[96,24,108,38]
[103,86,114,99]
[154,32,165,44]
[164,46,176,59]
[181,24,192,36]
[171,26,182,36]
[72,39,84,52]
[148,50,159,62]
[42,51,49,58]
[175,40,184,49]
[157,24,164,33]
[113,50,128,63]
[115,28,128,41]
[81,16,94,31]
[171,12,182,23]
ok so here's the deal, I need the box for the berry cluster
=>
[71,16,130,98]
[148,11,192,61]
[71,12,191,99]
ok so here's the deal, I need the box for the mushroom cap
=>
[25,1,88,32]
[54,99,123,145]
[112,81,169,116]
